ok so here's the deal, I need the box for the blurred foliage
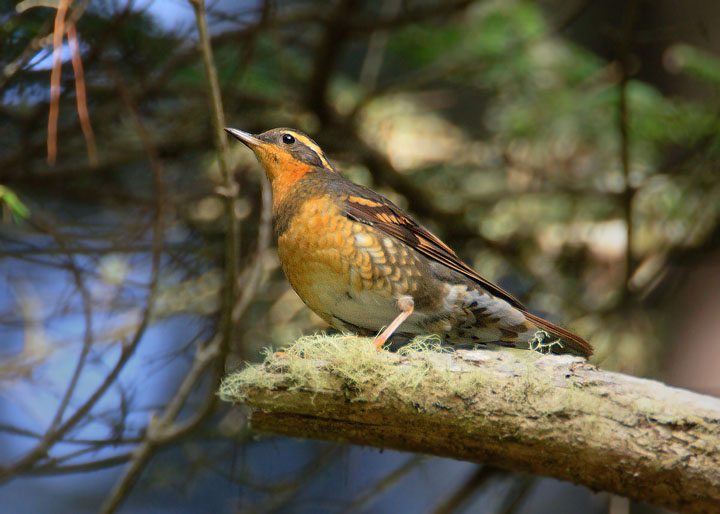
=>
[1,0,719,511]
[0,184,30,221]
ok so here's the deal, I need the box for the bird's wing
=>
[338,182,526,310]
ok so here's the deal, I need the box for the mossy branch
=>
[220,335,720,513]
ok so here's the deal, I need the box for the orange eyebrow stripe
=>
[292,133,333,170]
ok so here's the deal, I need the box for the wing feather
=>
[334,179,592,357]
[338,182,525,310]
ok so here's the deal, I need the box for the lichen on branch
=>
[220,334,720,513]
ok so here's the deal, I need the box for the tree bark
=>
[219,336,720,512]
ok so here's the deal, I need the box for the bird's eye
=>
[282,134,295,145]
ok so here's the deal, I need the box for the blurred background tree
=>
[1,0,719,512]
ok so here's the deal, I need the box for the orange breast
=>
[277,193,430,326]
[277,194,355,321]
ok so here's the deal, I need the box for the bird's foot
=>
[372,296,415,350]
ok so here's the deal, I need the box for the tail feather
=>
[522,312,592,358]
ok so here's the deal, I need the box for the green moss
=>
[219,358,286,403]
[220,333,469,404]
[221,334,569,409]
[220,334,720,470]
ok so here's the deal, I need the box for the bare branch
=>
[432,466,508,514]
[99,336,221,514]
[67,21,98,167]
[47,0,71,166]
[232,172,272,323]
[46,229,95,433]
[0,41,167,487]
[97,2,249,510]
[189,0,239,355]
[616,0,640,296]
[30,454,132,476]
[281,0,475,34]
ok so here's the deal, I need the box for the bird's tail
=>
[522,312,593,358]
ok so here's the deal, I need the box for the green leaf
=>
[0,185,30,221]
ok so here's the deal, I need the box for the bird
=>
[225,126,592,358]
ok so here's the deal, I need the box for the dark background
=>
[1,0,719,512]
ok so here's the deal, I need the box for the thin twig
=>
[29,454,132,476]
[45,232,95,434]
[189,0,239,357]
[67,21,98,167]
[47,0,71,166]
[349,454,426,511]
[497,475,536,514]
[278,0,475,34]
[99,336,221,514]
[0,49,167,490]
[98,2,244,510]
[95,62,180,514]
[617,0,640,295]
[306,0,358,123]
[358,0,402,92]
[432,466,503,514]
[4,1,92,89]
[232,173,272,323]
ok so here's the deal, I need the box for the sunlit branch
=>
[222,337,720,513]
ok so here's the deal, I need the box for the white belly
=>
[308,276,430,334]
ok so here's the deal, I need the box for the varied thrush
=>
[225,127,592,358]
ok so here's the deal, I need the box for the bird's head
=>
[225,127,335,181]
[225,127,336,210]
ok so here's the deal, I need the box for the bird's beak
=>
[224,127,263,148]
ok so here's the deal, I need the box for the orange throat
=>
[254,146,315,211]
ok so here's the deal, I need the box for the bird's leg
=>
[373,296,414,350]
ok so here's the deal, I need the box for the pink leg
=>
[373,296,415,350]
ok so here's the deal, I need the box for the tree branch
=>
[220,335,720,513]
